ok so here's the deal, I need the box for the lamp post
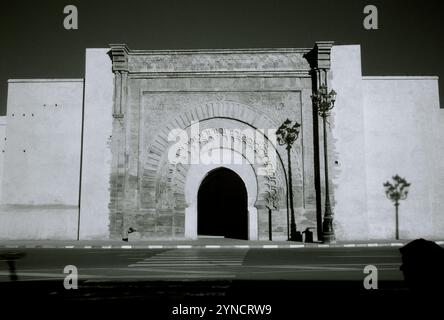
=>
[276,119,302,242]
[312,84,337,243]
[383,175,410,240]
[265,189,278,241]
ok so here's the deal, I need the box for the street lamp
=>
[265,189,278,241]
[276,119,302,242]
[312,84,337,243]
[383,175,410,240]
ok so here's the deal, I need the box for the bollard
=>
[302,227,314,243]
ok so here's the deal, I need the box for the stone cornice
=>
[109,44,313,74]
[128,71,312,79]
[109,44,130,72]
[303,41,334,70]
[315,41,334,70]
[129,48,312,55]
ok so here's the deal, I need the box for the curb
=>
[2,241,442,250]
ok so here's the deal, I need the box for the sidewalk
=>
[1,238,443,249]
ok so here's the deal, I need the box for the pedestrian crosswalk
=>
[128,249,247,268]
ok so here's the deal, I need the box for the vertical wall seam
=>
[77,78,86,241]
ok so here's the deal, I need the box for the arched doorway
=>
[197,167,248,239]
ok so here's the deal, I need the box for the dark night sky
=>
[1,0,443,115]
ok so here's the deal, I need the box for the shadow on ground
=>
[0,279,439,318]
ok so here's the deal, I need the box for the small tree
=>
[383,175,411,240]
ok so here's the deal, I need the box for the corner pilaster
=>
[303,41,334,241]
[108,44,130,239]
[109,44,130,118]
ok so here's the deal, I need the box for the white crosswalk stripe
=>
[128,249,247,268]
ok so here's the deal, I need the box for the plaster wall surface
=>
[0,117,6,203]
[79,49,114,239]
[330,45,369,240]
[363,76,443,239]
[0,79,83,239]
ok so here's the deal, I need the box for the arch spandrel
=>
[138,100,303,240]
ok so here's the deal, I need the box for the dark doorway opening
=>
[198,167,248,240]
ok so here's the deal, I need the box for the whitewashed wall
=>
[79,49,114,239]
[363,76,443,240]
[330,45,369,240]
[0,117,6,204]
[0,79,83,239]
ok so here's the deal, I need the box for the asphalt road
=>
[0,246,404,282]
[0,246,438,318]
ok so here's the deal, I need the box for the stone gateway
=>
[0,41,443,242]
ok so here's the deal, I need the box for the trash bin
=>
[302,227,314,243]
[295,231,303,242]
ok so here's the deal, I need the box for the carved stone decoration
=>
[154,102,164,110]
[129,49,311,74]
[264,176,279,210]
[161,118,290,212]
[247,93,260,105]
[106,44,317,241]
[156,185,176,210]
[215,93,225,101]
[109,44,129,73]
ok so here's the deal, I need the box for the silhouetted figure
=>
[122,227,136,242]
[0,252,25,281]
[399,238,444,295]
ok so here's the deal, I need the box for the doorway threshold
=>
[198,235,225,239]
